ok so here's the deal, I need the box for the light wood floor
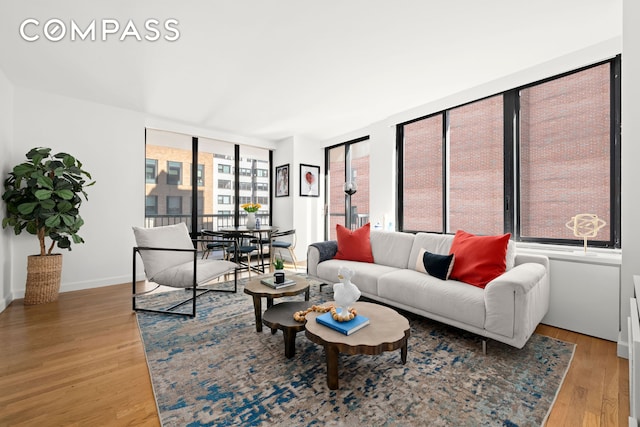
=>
[0,275,630,426]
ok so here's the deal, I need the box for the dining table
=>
[218,225,278,274]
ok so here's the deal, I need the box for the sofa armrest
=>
[307,241,338,277]
[484,259,550,343]
[485,262,547,295]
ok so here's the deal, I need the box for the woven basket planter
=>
[24,254,63,305]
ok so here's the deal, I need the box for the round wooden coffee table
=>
[262,301,313,359]
[244,274,310,332]
[305,301,410,390]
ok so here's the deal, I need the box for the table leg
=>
[283,329,297,358]
[252,295,263,333]
[304,288,310,301]
[326,345,339,390]
[401,340,408,364]
[267,297,274,308]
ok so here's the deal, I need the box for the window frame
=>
[397,56,621,249]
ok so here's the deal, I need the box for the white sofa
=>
[307,230,550,349]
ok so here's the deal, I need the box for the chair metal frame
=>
[270,229,298,270]
[132,244,237,318]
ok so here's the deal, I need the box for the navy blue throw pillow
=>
[415,248,455,280]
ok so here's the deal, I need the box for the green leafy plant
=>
[272,256,285,270]
[2,147,95,256]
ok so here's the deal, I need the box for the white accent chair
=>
[132,223,238,317]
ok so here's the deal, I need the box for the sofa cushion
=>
[334,223,374,263]
[415,248,455,280]
[448,230,511,288]
[152,259,237,288]
[370,230,415,269]
[316,259,398,296]
[378,269,485,329]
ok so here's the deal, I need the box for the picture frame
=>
[300,163,320,197]
[275,164,289,197]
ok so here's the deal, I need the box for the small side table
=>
[305,301,410,390]
[244,274,310,332]
[262,301,312,358]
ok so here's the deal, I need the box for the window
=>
[196,164,205,187]
[218,179,232,189]
[218,164,232,174]
[256,169,268,178]
[448,95,504,235]
[145,129,272,232]
[145,196,157,215]
[519,64,612,242]
[398,58,620,248]
[167,161,182,185]
[145,159,157,184]
[402,115,443,232]
[166,196,182,215]
[217,195,232,205]
[239,182,252,191]
[325,137,370,240]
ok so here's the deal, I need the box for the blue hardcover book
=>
[316,310,370,335]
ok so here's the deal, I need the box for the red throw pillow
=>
[334,223,374,263]
[448,230,511,288]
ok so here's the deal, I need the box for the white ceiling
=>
[0,0,622,142]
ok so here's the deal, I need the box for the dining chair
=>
[132,223,238,317]
[221,230,259,277]
[270,229,298,271]
[200,229,233,261]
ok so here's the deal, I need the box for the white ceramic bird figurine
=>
[333,267,360,319]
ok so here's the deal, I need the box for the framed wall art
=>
[299,163,320,197]
[275,164,289,197]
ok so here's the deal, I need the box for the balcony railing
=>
[145,213,271,231]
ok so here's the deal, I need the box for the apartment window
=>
[448,95,504,235]
[218,179,232,189]
[167,161,182,185]
[239,182,252,191]
[145,195,157,215]
[217,195,232,205]
[398,58,620,248]
[402,115,443,232]
[519,64,612,242]
[256,169,268,178]
[145,159,157,184]
[196,164,205,187]
[325,137,370,240]
[166,196,182,215]
[145,129,272,233]
[256,183,268,192]
[218,164,232,174]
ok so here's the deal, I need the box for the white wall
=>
[291,136,324,261]
[620,0,640,356]
[0,68,14,311]
[10,87,146,297]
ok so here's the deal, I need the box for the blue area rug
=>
[136,276,574,426]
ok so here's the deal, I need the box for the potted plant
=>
[2,147,95,304]
[272,256,285,272]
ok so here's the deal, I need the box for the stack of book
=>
[260,277,296,289]
[316,309,370,335]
